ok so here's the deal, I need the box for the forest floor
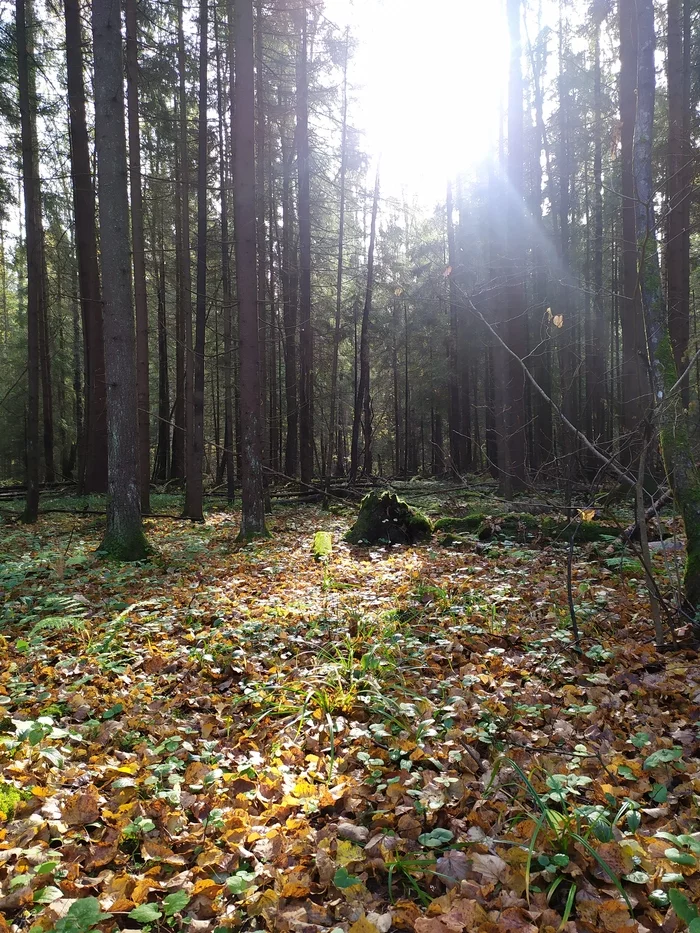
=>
[0,486,699,933]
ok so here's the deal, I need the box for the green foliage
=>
[52,897,112,933]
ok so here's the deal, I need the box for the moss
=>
[312,531,333,561]
[433,513,485,534]
[0,783,27,820]
[99,527,151,561]
[346,490,432,546]
[436,512,617,544]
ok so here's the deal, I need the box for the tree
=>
[297,5,313,488]
[350,169,379,482]
[125,0,150,512]
[633,0,700,609]
[64,0,107,494]
[16,0,41,522]
[233,0,266,538]
[666,0,690,407]
[92,0,149,559]
[184,0,208,522]
[504,0,527,491]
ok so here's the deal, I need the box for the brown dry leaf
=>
[0,884,34,913]
[471,852,509,884]
[598,899,638,932]
[348,916,381,933]
[61,785,100,826]
[595,842,635,877]
[84,827,119,871]
[415,899,488,933]
[280,881,311,899]
[435,850,470,888]
[141,838,186,865]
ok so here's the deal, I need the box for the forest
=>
[1,0,700,930]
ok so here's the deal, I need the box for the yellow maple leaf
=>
[578,508,596,522]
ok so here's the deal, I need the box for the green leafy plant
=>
[51,897,112,933]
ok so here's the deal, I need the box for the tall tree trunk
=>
[556,2,577,479]
[64,0,107,493]
[505,0,527,490]
[255,0,268,472]
[297,6,313,487]
[39,243,54,482]
[216,5,234,502]
[154,203,170,484]
[178,0,194,500]
[92,0,148,559]
[17,0,40,521]
[125,0,150,512]
[281,93,298,478]
[619,0,647,449]
[233,0,266,537]
[350,169,379,483]
[666,0,689,406]
[171,132,186,480]
[587,12,607,453]
[446,180,461,476]
[327,28,349,484]
[634,0,700,611]
[184,0,207,521]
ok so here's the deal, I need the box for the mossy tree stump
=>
[346,490,432,545]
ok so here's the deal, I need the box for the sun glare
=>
[324,0,509,204]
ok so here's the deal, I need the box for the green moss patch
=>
[313,531,333,561]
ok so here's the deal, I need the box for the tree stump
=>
[346,490,432,545]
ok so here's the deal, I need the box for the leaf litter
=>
[0,502,699,932]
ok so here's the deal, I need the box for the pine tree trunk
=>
[281,97,298,479]
[184,0,207,522]
[297,6,313,487]
[233,0,266,537]
[125,0,150,512]
[505,0,527,490]
[327,29,349,483]
[634,0,700,610]
[216,6,234,502]
[17,0,40,521]
[350,169,379,482]
[64,0,107,493]
[619,0,647,447]
[666,0,689,406]
[92,0,148,559]
[178,0,194,502]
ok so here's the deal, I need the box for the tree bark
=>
[125,0,150,512]
[327,28,349,484]
[178,0,194,502]
[184,0,208,522]
[633,0,700,610]
[233,0,267,537]
[350,169,379,483]
[297,6,313,487]
[92,0,148,559]
[16,0,40,522]
[619,0,647,448]
[216,5,234,503]
[666,0,689,407]
[505,0,527,490]
[64,0,107,493]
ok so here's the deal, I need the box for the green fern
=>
[28,615,87,641]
